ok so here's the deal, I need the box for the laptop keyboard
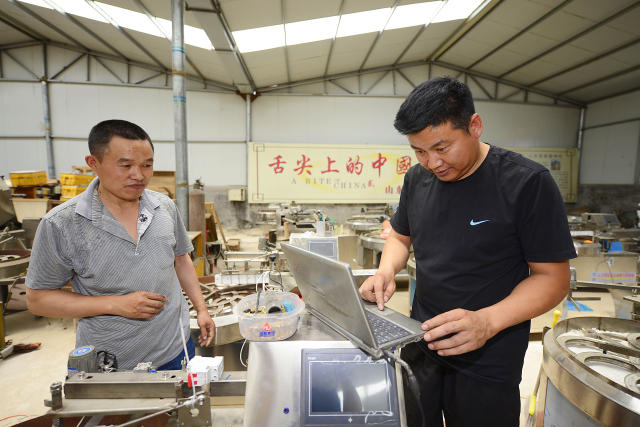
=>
[365,310,412,345]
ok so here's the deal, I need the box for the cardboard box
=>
[11,198,49,223]
[10,171,47,186]
[60,173,95,186]
[61,185,88,198]
[148,171,176,198]
[227,188,246,202]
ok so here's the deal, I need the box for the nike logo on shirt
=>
[469,219,490,226]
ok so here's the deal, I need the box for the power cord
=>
[383,349,426,427]
[239,339,249,368]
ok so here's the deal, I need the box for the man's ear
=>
[468,113,483,138]
[85,154,99,172]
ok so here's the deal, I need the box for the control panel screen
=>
[310,362,390,414]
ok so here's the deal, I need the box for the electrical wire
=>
[178,307,197,405]
[383,349,426,427]
[239,339,249,368]
[0,415,30,422]
[107,391,207,427]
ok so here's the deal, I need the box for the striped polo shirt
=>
[26,178,194,369]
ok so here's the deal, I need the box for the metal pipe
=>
[575,107,586,185]
[41,44,55,179]
[576,107,586,151]
[582,117,640,131]
[246,95,251,187]
[172,0,189,227]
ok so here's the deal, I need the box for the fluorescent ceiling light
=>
[18,0,488,54]
[386,2,443,30]
[233,1,489,53]
[336,8,392,38]
[286,16,339,46]
[94,2,164,38]
[44,0,106,22]
[17,0,214,50]
[433,0,486,23]
[234,24,285,53]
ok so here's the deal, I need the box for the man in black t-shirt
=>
[359,78,576,427]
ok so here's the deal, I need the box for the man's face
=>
[407,114,483,182]
[86,136,154,201]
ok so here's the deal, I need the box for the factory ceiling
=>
[0,0,639,106]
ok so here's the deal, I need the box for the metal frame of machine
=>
[539,317,640,426]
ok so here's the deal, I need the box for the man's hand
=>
[359,271,396,310]
[422,308,494,356]
[116,292,168,319]
[197,310,215,346]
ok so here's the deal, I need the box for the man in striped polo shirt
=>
[26,119,215,370]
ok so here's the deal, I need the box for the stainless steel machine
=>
[536,317,640,426]
[358,231,386,269]
[243,312,407,427]
[43,367,247,426]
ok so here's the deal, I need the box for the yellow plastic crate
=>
[61,185,87,198]
[60,173,95,186]
[10,170,47,186]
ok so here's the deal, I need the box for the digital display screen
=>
[309,362,390,414]
[307,241,337,259]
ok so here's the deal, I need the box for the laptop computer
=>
[281,243,424,359]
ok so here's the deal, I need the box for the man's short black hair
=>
[88,119,153,159]
[394,77,475,135]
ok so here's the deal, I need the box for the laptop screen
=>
[281,243,377,349]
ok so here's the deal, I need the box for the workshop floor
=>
[0,228,619,426]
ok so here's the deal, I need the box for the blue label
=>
[73,346,92,355]
[259,331,276,337]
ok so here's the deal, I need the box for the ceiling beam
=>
[586,85,640,105]
[133,0,207,87]
[46,40,234,91]
[498,2,640,78]
[358,1,399,71]
[40,0,127,60]
[323,0,345,81]
[329,79,353,94]
[281,0,291,87]
[396,68,415,89]
[468,74,492,99]
[86,1,167,70]
[467,0,573,69]
[364,70,390,95]
[7,0,87,48]
[213,0,256,91]
[0,9,45,40]
[3,3,233,90]
[428,0,504,61]
[528,36,640,87]
[50,52,85,79]
[391,1,448,65]
[3,48,39,79]
[557,64,640,96]
[0,40,44,51]
[93,55,124,83]
[258,58,585,106]
[188,0,256,92]
[135,71,164,85]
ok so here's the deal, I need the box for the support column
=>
[246,94,251,186]
[172,0,189,227]
[41,44,55,179]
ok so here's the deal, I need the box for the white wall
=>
[0,46,588,187]
[0,82,247,185]
[0,80,582,185]
[251,94,579,148]
[580,90,640,184]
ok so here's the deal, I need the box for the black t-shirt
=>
[391,145,576,385]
